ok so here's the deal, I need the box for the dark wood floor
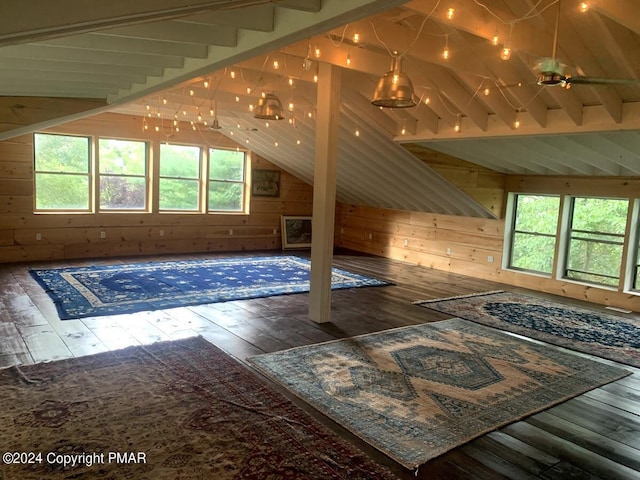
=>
[1,250,639,480]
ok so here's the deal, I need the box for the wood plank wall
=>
[402,143,506,218]
[336,174,640,311]
[0,113,313,263]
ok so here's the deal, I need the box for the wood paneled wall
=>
[0,113,313,263]
[336,181,640,311]
[402,143,506,218]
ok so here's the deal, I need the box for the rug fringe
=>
[412,290,504,305]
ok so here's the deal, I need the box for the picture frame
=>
[281,215,312,249]
[252,169,281,197]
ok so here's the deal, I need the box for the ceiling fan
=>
[532,0,640,88]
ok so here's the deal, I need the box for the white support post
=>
[308,62,341,323]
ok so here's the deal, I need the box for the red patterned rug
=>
[0,337,398,479]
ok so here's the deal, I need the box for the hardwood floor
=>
[1,250,639,480]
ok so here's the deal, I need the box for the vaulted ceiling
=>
[2,0,640,218]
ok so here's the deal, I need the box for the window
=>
[34,133,90,211]
[159,144,202,211]
[507,194,560,275]
[98,138,148,210]
[564,197,628,287]
[208,148,246,212]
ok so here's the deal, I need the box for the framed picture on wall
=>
[281,215,312,249]
[252,169,281,197]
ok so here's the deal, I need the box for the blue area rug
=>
[249,318,630,468]
[30,256,390,320]
[414,291,640,368]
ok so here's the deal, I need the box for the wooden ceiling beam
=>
[0,0,273,46]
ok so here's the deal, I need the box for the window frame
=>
[503,192,561,277]
[33,132,93,213]
[97,137,150,212]
[207,147,249,214]
[561,196,629,289]
[158,143,204,213]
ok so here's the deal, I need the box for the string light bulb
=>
[500,45,511,61]
[288,78,294,86]
[273,59,279,69]
[483,87,490,96]
[579,2,589,13]
[346,53,352,67]
[454,114,462,133]
[424,97,430,105]
[514,109,521,129]
[446,7,455,20]
[314,45,321,58]
[491,34,499,46]
[355,127,360,137]
[442,36,450,60]
[230,69,236,79]
[353,33,360,44]
[203,80,209,88]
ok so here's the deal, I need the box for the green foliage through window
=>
[565,197,628,287]
[34,133,90,210]
[508,195,560,275]
[208,148,246,212]
[159,144,201,211]
[98,139,147,210]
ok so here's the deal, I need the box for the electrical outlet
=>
[487,255,494,263]
[100,231,106,239]
[35,233,41,241]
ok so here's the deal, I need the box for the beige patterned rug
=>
[250,318,630,469]
[0,337,399,479]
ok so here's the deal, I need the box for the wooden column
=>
[309,62,341,324]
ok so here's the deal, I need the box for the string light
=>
[235,96,240,102]
[203,80,209,88]
[314,45,321,58]
[579,2,589,13]
[162,97,167,105]
[288,102,294,111]
[288,78,294,86]
[442,36,450,60]
[424,97,430,105]
[491,34,499,46]
[454,114,461,133]
[514,109,521,129]
[230,69,236,79]
[189,89,194,96]
[296,139,301,145]
[500,45,511,60]
[446,7,455,20]
[353,33,360,44]
[246,87,252,94]
[273,59,279,69]
[346,52,352,67]
[483,87,490,96]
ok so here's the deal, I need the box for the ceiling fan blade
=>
[567,76,640,86]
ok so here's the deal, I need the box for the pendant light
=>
[254,92,285,120]
[210,101,222,130]
[371,54,417,108]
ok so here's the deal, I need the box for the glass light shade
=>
[371,56,417,108]
[254,92,285,120]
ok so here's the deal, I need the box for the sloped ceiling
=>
[2,0,640,219]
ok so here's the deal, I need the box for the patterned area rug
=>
[414,291,640,368]
[30,255,389,320]
[0,337,398,480]
[249,319,629,469]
